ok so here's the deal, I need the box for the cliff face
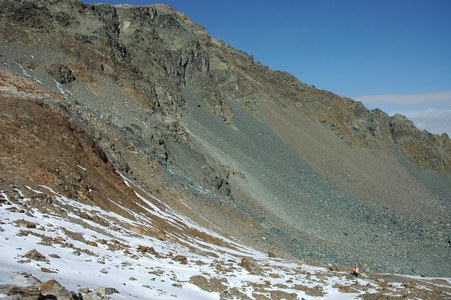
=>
[0,0,450,276]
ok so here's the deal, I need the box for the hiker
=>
[351,264,359,276]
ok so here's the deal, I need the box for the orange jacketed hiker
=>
[352,264,359,276]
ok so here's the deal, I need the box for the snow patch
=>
[77,165,87,171]
[1,186,449,299]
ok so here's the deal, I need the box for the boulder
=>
[16,219,36,228]
[270,290,297,300]
[267,251,276,258]
[40,267,57,273]
[173,255,188,264]
[93,287,119,296]
[78,287,90,293]
[137,245,157,255]
[40,279,74,299]
[0,284,41,299]
[402,280,417,289]
[189,275,228,293]
[239,257,262,275]
[82,292,108,300]
[46,64,76,84]
[23,249,46,261]
[11,272,41,286]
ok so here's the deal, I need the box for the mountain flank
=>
[0,0,450,281]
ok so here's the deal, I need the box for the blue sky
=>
[83,0,451,134]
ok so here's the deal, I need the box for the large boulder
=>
[39,279,76,300]
[46,64,76,84]
[11,272,42,286]
[239,257,262,275]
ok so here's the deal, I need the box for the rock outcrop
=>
[239,257,263,275]
[0,274,119,300]
[46,64,76,84]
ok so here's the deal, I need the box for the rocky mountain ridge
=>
[3,0,449,172]
[0,0,450,281]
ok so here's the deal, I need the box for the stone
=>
[137,245,157,255]
[267,251,276,258]
[79,287,91,293]
[239,257,262,275]
[338,285,351,292]
[189,275,228,293]
[402,280,417,289]
[6,207,19,213]
[87,241,98,247]
[270,290,297,300]
[173,255,188,264]
[79,212,92,220]
[328,265,344,272]
[15,219,36,228]
[221,287,251,300]
[55,236,66,243]
[40,279,74,299]
[378,279,389,288]
[40,267,57,273]
[11,272,41,286]
[80,248,95,256]
[0,284,40,299]
[23,249,46,261]
[293,284,325,297]
[46,64,76,84]
[93,287,119,295]
[83,293,108,300]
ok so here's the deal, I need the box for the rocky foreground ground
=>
[1,183,450,300]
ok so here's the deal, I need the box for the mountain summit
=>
[0,0,450,289]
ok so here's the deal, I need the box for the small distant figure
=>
[351,264,359,276]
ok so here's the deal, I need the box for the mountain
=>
[0,0,450,297]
